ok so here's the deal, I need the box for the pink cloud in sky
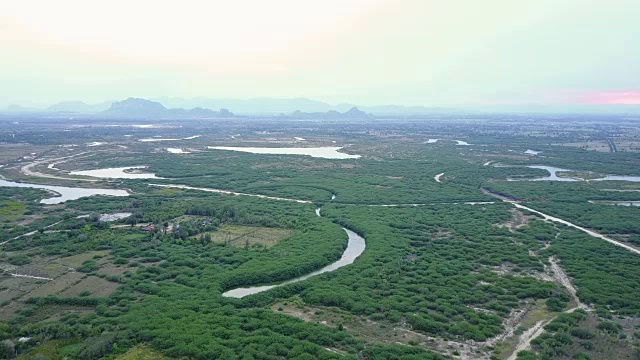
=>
[575,90,640,105]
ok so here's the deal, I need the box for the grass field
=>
[59,275,120,297]
[195,224,295,249]
[17,339,81,360]
[116,344,167,360]
[22,271,85,298]
[57,251,109,268]
[0,200,26,223]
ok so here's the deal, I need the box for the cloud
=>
[576,90,640,105]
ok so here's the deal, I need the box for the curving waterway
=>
[222,206,366,298]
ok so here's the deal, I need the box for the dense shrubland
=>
[2,119,640,359]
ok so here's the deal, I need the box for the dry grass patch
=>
[272,300,485,359]
[116,344,168,360]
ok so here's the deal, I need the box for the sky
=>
[1,0,639,107]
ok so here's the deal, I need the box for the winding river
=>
[222,206,366,298]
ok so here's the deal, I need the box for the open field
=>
[59,275,120,297]
[57,251,109,268]
[194,224,295,248]
[116,345,168,360]
[0,200,26,223]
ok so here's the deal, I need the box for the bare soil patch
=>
[495,208,535,232]
[272,299,492,359]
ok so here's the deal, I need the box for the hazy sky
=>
[1,0,639,107]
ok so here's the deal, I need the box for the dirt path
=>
[548,256,588,310]
[506,320,546,360]
[511,202,640,256]
[2,220,65,245]
[482,189,640,256]
[505,255,590,359]
[10,273,53,281]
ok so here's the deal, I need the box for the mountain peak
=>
[102,98,234,118]
[288,107,372,119]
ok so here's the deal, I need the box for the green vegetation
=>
[0,201,26,222]
[1,117,639,359]
[523,310,637,359]
[546,228,640,316]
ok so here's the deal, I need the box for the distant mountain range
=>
[151,96,336,115]
[287,107,371,119]
[2,96,640,116]
[102,98,234,118]
[100,98,368,119]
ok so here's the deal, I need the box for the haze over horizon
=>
[2,0,639,108]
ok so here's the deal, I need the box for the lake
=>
[69,166,161,179]
[0,179,129,204]
[208,146,361,159]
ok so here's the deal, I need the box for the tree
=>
[127,217,137,227]
[0,340,15,359]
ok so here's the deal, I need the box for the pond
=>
[425,139,471,145]
[589,201,640,207]
[139,135,201,142]
[166,148,191,154]
[69,166,161,179]
[208,146,361,159]
[0,179,129,204]
[521,165,579,182]
[591,175,640,182]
